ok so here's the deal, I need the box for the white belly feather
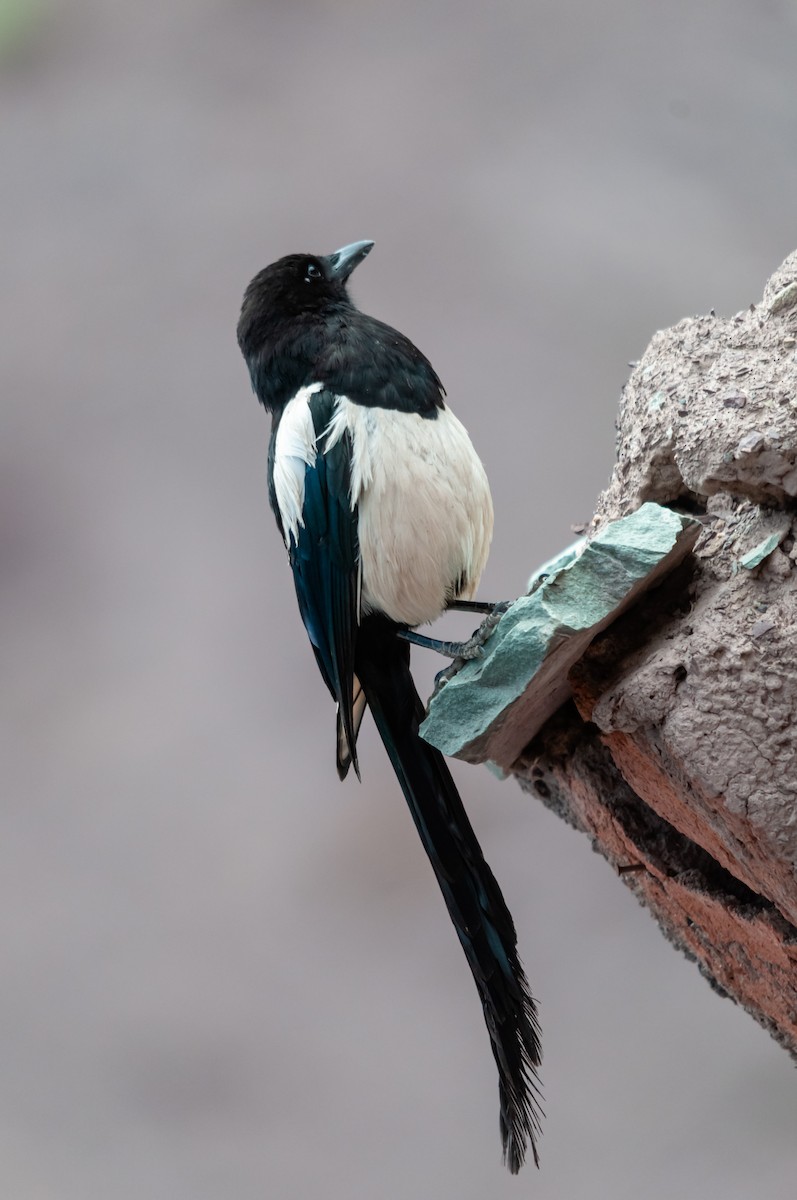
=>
[272,388,493,629]
[325,397,493,627]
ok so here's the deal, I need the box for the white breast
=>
[272,383,323,546]
[325,398,493,627]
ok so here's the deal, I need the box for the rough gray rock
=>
[424,250,797,1055]
[598,249,797,516]
[553,251,797,1050]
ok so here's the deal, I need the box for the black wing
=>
[286,390,362,779]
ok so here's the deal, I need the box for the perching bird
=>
[237,240,542,1171]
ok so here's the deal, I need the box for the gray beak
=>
[324,239,375,283]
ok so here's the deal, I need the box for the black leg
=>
[446,598,511,615]
[398,600,513,662]
[397,629,480,658]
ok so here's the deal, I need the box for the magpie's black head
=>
[237,240,374,365]
[238,238,444,417]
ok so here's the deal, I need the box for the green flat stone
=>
[739,532,784,570]
[420,503,700,769]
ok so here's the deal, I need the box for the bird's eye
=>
[305,263,322,282]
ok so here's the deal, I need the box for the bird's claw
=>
[431,600,512,694]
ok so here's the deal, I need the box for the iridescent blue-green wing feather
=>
[287,390,362,778]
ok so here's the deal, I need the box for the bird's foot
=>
[451,600,511,658]
[398,600,512,664]
[428,601,513,693]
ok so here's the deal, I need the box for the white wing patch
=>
[273,383,324,546]
[325,397,493,627]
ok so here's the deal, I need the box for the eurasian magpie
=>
[237,240,542,1171]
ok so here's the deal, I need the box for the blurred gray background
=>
[2,1,796,1196]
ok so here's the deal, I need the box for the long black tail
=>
[355,616,542,1172]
